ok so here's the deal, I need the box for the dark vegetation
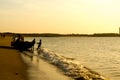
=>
[0,32,120,37]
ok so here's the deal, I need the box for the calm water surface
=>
[25,37,120,80]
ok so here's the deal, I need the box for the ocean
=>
[24,37,120,80]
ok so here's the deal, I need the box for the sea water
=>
[24,37,120,80]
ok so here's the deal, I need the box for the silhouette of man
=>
[37,39,42,50]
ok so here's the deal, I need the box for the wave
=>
[37,48,107,80]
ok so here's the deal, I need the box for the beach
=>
[0,36,110,80]
[0,37,73,80]
[0,37,27,80]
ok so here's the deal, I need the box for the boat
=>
[11,34,35,51]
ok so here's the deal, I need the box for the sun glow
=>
[0,0,120,34]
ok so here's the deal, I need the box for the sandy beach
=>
[0,36,73,80]
[0,36,109,80]
[0,37,27,80]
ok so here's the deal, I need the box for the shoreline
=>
[21,50,74,80]
[0,37,73,80]
[38,48,110,80]
[0,36,110,80]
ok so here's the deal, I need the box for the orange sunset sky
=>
[0,0,120,34]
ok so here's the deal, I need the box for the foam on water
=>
[38,48,107,80]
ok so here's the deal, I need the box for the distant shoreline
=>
[0,32,120,37]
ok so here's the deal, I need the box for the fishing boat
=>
[11,34,35,51]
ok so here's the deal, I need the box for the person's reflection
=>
[30,56,33,61]
[30,56,39,64]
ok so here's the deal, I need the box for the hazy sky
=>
[1,0,120,34]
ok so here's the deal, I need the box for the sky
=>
[1,0,120,34]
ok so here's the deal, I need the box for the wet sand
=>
[21,52,73,80]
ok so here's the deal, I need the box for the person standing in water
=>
[37,39,42,50]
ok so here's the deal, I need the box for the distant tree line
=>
[0,32,120,37]
[93,33,120,37]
